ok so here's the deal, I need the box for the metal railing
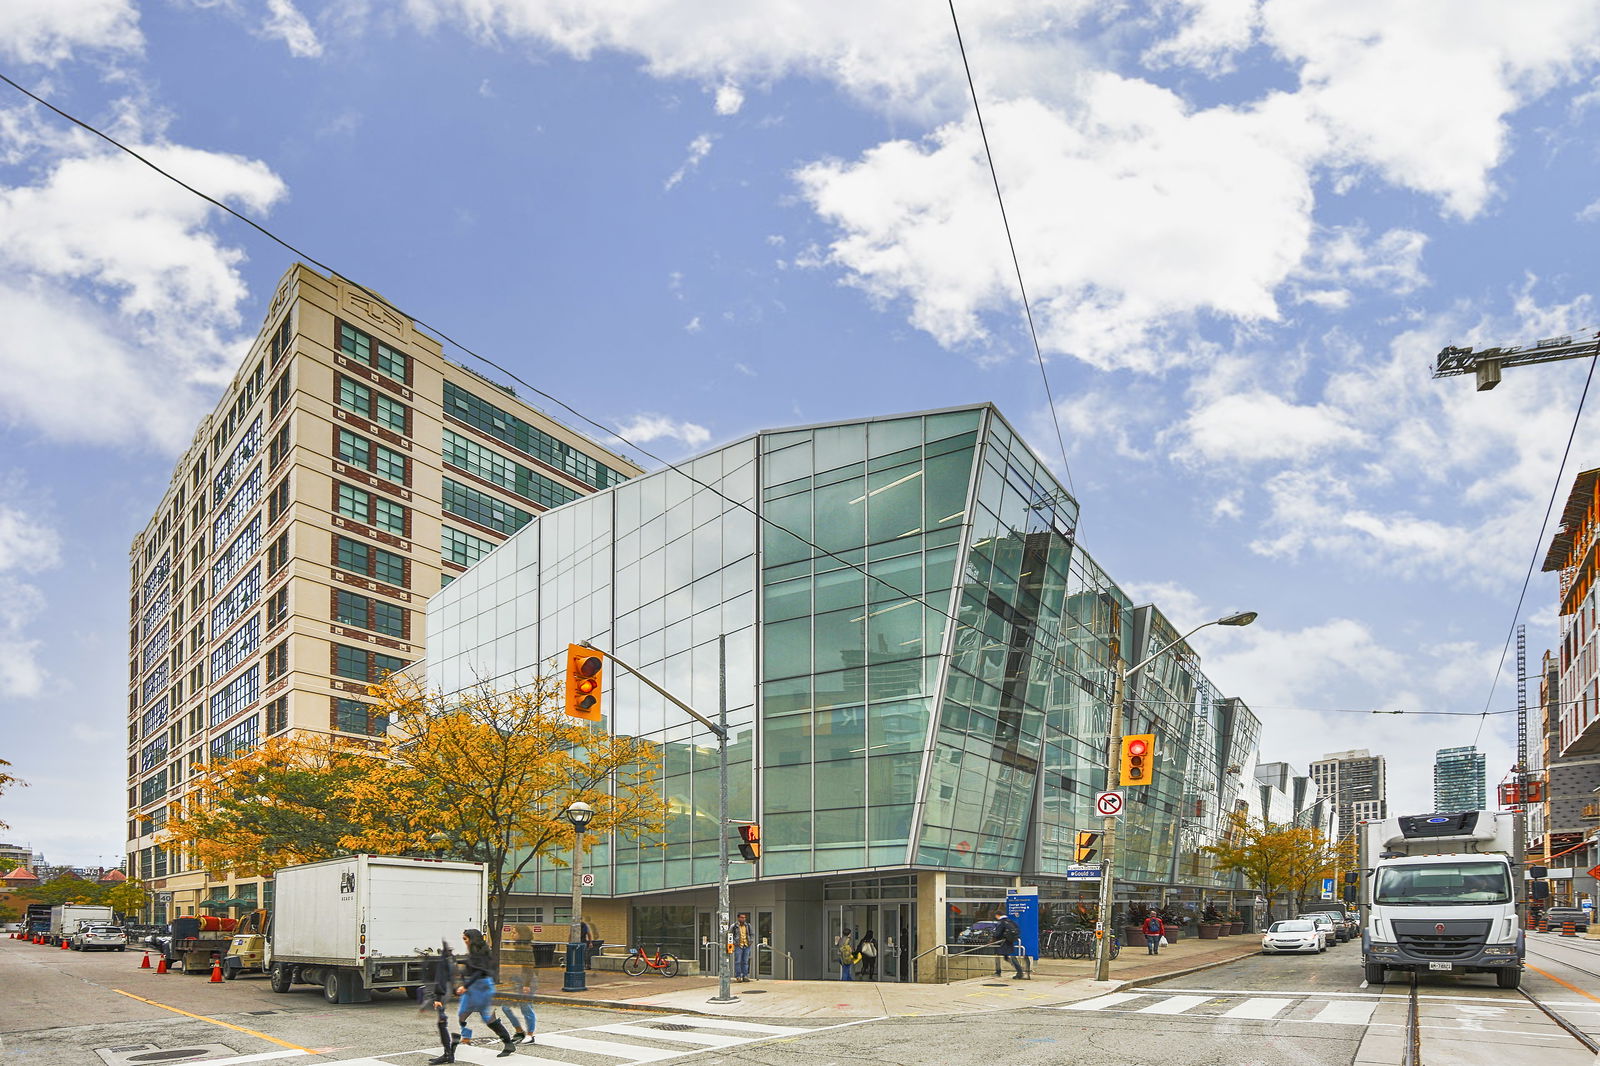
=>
[910,942,1005,983]
[757,943,794,981]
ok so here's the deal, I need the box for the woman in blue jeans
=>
[455,929,517,1058]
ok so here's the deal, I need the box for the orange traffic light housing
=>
[1075,830,1100,864]
[566,645,604,721]
[1120,733,1155,787]
[737,824,761,862]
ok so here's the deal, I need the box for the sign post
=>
[1320,877,1335,901]
[1006,887,1040,965]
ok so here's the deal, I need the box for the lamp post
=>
[1094,610,1257,981]
[562,800,595,993]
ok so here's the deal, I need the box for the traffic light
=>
[1075,830,1100,864]
[737,824,761,862]
[565,644,604,721]
[1120,733,1155,786]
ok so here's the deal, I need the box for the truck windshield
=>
[1374,861,1510,905]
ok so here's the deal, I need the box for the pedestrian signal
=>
[1120,733,1155,787]
[737,824,761,862]
[566,645,604,721]
[1075,830,1100,864]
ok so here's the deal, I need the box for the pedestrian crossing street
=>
[1060,990,1387,1026]
[327,1015,818,1066]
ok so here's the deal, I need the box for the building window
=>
[212,416,264,501]
[267,477,290,523]
[336,482,408,536]
[267,695,288,734]
[269,314,292,366]
[334,589,406,638]
[337,322,409,384]
[441,429,580,509]
[267,530,289,575]
[213,515,263,588]
[139,769,167,807]
[337,375,409,436]
[210,615,260,680]
[331,697,389,735]
[442,525,498,568]
[140,735,169,773]
[268,423,291,470]
[212,565,261,635]
[334,535,406,587]
[270,368,291,419]
[266,639,288,682]
[443,381,628,489]
[332,644,407,683]
[212,465,263,545]
[208,665,259,727]
[210,714,259,761]
[266,586,288,628]
[337,429,408,485]
[442,478,531,536]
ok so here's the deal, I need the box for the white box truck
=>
[1351,809,1543,989]
[48,904,113,946]
[263,855,486,1004]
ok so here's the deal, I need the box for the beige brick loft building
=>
[126,264,641,921]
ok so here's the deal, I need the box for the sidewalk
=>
[533,934,1263,1019]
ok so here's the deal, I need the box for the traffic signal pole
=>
[578,639,736,1004]
[1094,652,1125,982]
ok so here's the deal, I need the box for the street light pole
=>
[1094,611,1257,982]
[562,800,594,993]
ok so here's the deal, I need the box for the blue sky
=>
[1,0,1598,865]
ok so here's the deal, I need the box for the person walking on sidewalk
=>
[855,929,878,980]
[1142,911,1166,955]
[425,940,459,1065]
[455,928,517,1057]
[732,913,754,982]
[991,909,1025,979]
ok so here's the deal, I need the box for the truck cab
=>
[1353,810,1536,990]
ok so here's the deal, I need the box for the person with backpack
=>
[1142,910,1166,955]
[836,926,857,980]
[990,909,1024,979]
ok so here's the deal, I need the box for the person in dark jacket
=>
[425,941,459,1065]
[991,909,1025,978]
[855,930,878,980]
[454,929,517,1057]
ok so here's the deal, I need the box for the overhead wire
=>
[1470,342,1598,748]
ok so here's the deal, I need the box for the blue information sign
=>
[1320,877,1335,900]
[1005,886,1040,961]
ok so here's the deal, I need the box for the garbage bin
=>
[531,943,557,967]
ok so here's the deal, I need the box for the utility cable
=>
[946,0,1076,499]
[1472,344,1598,748]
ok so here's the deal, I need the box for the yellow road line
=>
[112,989,313,1052]
[1525,964,1600,1004]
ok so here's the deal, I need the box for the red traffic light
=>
[1126,738,1148,756]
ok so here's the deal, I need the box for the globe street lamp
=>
[562,800,595,993]
[1094,610,1257,982]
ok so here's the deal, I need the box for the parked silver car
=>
[72,924,128,951]
[1298,913,1341,946]
[1300,911,1352,943]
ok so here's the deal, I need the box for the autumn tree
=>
[350,674,667,955]
[1280,826,1354,910]
[1203,812,1304,922]
[160,733,373,877]
[106,880,151,921]
[0,757,27,832]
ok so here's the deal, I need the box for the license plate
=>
[1428,962,1453,971]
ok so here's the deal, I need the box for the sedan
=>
[957,921,999,945]
[74,925,128,951]
[1544,907,1589,932]
[1262,919,1325,954]
[1299,913,1344,945]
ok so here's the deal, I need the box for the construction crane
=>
[1433,331,1600,391]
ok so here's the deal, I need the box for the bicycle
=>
[621,944,680,977]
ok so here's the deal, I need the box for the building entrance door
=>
[828,903,914,982]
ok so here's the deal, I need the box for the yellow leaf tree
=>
[1280,825,1355,911]
[160,733,374,877]
[1202,811,1303,923]
[0,756,27,832]
[348,673,667,951]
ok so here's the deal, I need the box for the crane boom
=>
[1433,332,1599,390]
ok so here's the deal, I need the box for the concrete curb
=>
[1113,948,1262,992]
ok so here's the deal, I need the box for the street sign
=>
[580,873,595,887]
[1065,867,1102,880]
[1095,791,1124,816]
[1006,887,1040,960]
[1586,864,1600,880]
[1320,877,1335,900]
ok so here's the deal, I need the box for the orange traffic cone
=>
[60,938,69,950]
[1562,921,1577,937]
[140,951,151,969]
[209,957,223,983]
[156,956,169,974]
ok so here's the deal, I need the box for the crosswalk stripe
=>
[1062,992,1143,1011]
[586,1023,749,1048]
[449,1047,582,1066]
[533,1032,684,1061]
[1311,1000,1377,1025]
[650,1016,810,1036]
[1222,998,1289,1020]
[1136,995,1211,1015]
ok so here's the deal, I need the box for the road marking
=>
[1062,992,1143,1011]
[177,1053,306,1066]
[1136,995,1210,1015]
[1526,964,1600,1005]
[448,1047,577,1066]
[652,1017,810,1035]
[110,989,312,1053]
[533,1032,686,1060]
[1221,998,1289,1020]
[1311,1000,1377,1025]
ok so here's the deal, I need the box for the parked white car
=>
[1261,919,1325,954]
[72,925,128,951]
[1299,913,1341,946]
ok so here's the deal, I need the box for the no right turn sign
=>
[1095,791,1124,817]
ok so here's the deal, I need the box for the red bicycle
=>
[622,944,680,977]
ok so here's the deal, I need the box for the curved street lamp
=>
[1094,610,1258,982]
[563,801,595,992]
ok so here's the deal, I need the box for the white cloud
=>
[262,0,322,57]
[1143,0,1260,74]
[664,133,714,191]
[1291,225,1428,308]
[0,0,141,66]
[714,82,744,115]
[615,414,712,449]
[0,485,61,700]
[1181,390,1367,464]
[684,315,702,333]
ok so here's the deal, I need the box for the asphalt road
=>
[5,934,1599,1066]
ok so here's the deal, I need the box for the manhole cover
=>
[981,982,1009,987]
[739,989,767,994]
[244,1011,279,1016]
[129,1053,211,1063]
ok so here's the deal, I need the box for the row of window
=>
[213,465,263,546]
[337,321,409,384]
[337,428,407,484]
[209,666,258,728]
[443,380,628,490]
[337,482,408,536]
[210,615,260,679]
[335,534,406,586]
[213,565,261,635]
[333,643,407,682]
[338,375,408,436]
[214,515,263,588]
[442,525,497,568]
[442,477,530,536]
[214,416,263,501]
[442,429,579,510]
[334,589,406,638]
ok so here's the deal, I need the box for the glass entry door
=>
[829,903,914,981]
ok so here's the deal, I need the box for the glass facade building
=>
[424,405,1261,978]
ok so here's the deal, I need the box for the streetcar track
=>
[1402,973,1420,1066]
[1527,935,1600,984]
[1400,964,1600,1063]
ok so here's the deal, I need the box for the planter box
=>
[1230,922,1245,935]
[1123,926,1147,947]
[1198,923,1220,940]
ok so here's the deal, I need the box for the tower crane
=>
[1433,331,1599,391]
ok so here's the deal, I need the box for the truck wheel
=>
[269,964,293,993]
[1496,968,1522,990]
[1364,962,1386,984]
[223,965,238,980]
